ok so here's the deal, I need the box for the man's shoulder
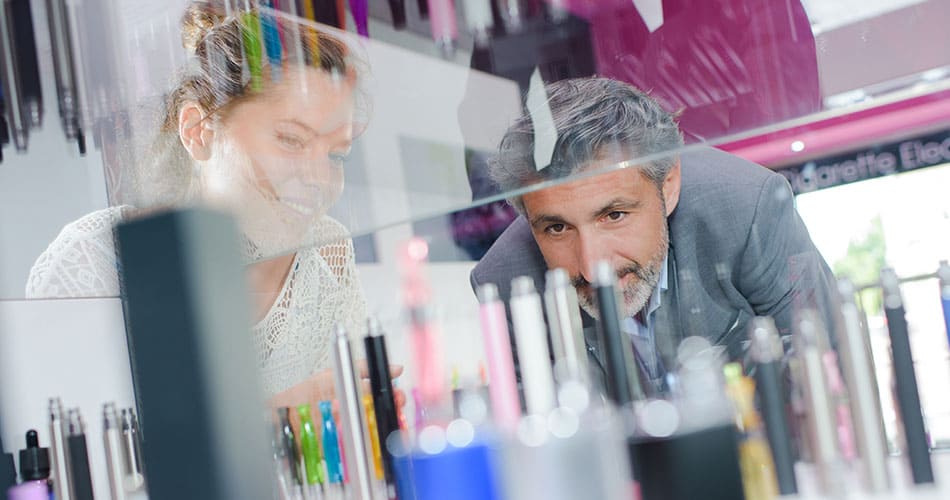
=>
[470,215,547,301]
[675,146,786,221]
[679,146,778,191]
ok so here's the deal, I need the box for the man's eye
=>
[606,211,626,222]
[277,134,306,151]
[546,223,566,234]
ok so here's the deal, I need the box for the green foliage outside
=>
[833,215,887,315]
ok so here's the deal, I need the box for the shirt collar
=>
[650,252,670,317]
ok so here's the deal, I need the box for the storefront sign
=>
[777,129,950,195]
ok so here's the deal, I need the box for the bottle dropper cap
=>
[18,430,50,481]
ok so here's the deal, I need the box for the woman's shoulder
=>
[25,206,133,299]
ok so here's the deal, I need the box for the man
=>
[470,77,837,394]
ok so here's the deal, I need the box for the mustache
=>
[571,262,648,291]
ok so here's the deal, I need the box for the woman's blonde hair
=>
[130,0,359,209]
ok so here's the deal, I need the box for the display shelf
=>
[2,1,950,499]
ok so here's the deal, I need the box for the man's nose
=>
[576,231,609,284]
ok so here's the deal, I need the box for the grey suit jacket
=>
[470,147,838,392]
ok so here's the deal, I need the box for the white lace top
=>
[25,206,368,396]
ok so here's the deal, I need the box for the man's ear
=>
[178,102,215,161]
[662,160,681,216]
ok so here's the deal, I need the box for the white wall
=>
[0,297,141,500]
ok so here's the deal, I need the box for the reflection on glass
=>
[26,2,368,404]
[471,76,837,388]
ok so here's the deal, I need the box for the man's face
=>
[523,161,681,319]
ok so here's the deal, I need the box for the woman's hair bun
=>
[180,2,227,54]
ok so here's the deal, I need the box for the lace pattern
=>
[25,207,367,396]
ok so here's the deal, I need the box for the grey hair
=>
[489,77,684,213]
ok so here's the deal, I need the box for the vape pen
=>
[319,401,344,483]
[794,310,845,495]
[461,0,494,47]
[296,404,326,488]
[62,0,90,133]
[298,0,321,66]
[10,0,42,129]
[241,7,265,91]
[349,0,369,36]
[0,0,29,151]
[749,317,798,495]
[938,261,950,348]
[544,0,567,22]
[724,363,779,500]
[388,0,407,28]
[544,268,589,386]
[103,403,127,500]
[881,268,934,484]
[45,0,80,139]
[336,0,347,29]
[271,433,294,500]
[364,317,401,490]
[593,261,645,405]
[311,0,342,29]
[277,407,305,487]
[332,323,375,500]
[401,238,448,425]
[363,395,385,480]
[49,398,73,500]
[426,0,458,56]
[495,0,525,32]
[476,283,521,432]
[510,276,557,416]
[66,409,95,500]
[822,349,857,461]
[837,278,890,492]
[119,409,145,492]
[260,0,283,80]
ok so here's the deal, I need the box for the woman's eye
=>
[277,134,306,151]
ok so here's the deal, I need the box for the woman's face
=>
[198,66,356,258]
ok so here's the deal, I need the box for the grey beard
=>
[576,255,664,321]
[574,221,669,321]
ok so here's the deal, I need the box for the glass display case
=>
[2,0,950,499]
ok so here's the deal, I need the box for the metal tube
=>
[881,268,934,484]
[48,398,73,500]
[476,283,521,432]
[332,324,375,500]
[749,317,798,496]
[794,310,844,495]
[544,268,588,386]
[45,0,79,139]
[364,317,401,495]
[0,0,28,151]
[510,276,556,416]
[103,403,127,500]
[836,279,890,492]
[593,261,644,405]
[66,409,94,500]
[120,409,145,492]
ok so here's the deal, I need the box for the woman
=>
[26,1,385,406]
